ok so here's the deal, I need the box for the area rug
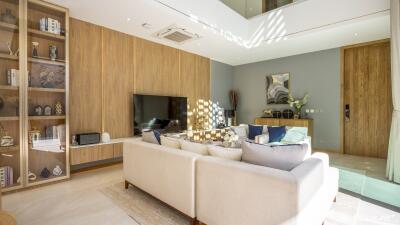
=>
[101,182,190,225]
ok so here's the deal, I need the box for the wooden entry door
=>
[343,40,392,159]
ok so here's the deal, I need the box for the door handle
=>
[345,104,350,121]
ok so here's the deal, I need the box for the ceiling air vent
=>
[155,25,200,44]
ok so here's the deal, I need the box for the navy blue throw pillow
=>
[153,130,161,144]
[268,126,287,142]
[248,125,263,140]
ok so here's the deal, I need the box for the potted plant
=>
[288,93,309,119]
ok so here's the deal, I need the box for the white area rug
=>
[101,182,190,225]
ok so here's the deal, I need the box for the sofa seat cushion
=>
[242,141,309,171]
[180,139,209,155]
[160,136,181,149]
[208,145,242,161]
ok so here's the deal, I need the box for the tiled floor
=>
[2,164,400,225]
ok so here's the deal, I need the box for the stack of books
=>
[39,17,61,35]
[6,69,19,86]
[0,166,14,188]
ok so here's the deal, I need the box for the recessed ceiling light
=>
[142,23,152,29]
[354,33,358,36]
[127,18,131,22]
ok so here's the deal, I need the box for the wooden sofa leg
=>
[124,180,129,189]
[190,218,198,225]
[334,196,337,203]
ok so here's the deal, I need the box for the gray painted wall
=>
[211,61,234,109]
[231,48,341,150]
[211,48,341,150]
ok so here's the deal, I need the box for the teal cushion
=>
[281,127,308,144]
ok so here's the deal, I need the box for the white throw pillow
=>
[281,127,308,144]
[160,136,180,149]
[242,141,309,171]
[208,145,242,161]
[254,134,269,144]
[180,139,208,155]
[142,131,159,144]
[231,126,247,138]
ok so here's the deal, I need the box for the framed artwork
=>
[266,73,290,104]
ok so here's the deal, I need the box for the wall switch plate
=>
[310,109,315,113]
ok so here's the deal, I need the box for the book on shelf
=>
[40,17,61,35]
[0,166,14,188]
[6,69,19,87]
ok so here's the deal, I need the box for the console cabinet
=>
[254,118,314,142]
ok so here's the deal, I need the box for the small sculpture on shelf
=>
[34,105,43,116]
[0,123,14,147]
[6,42,19,56]
[49,45,58,61]
[1,8,17,25]
[28,128,41,143]
[44,105,52,116]
[40,167,51,178]
[54,101,63,115]
[52,165,63,176]
[32,42,39,58]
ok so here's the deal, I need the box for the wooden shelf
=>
[0,145,20,153]
[28,57,66,66]
[29,115,65,120]
[0,21,18,31]
[28,28,65,41]
[28,87,65,93]
[0,85,19,91]
[0,53,18,61]
[0,116,19,121]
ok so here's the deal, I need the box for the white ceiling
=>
[48,0,390,66]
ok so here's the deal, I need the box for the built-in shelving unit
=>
[0,0,69,192]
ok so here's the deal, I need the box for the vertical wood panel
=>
[134,38,180,96]
[69,18,102,135]
[102,28,134,138]
[196,56,210,101]
[180,51,197,108]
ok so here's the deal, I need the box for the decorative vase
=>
[294,107,302,119]
[49,45,58,61]
[32,42,39,57]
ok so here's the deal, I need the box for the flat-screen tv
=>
[133,94,187,135]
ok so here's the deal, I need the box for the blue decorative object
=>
[248,125,263,140]
[268,126,287,142]
[153,130,161,144]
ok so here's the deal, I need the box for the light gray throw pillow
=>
[241,141,309,171]
[142,131,159,144]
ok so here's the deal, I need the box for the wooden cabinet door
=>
[70,146,99,165]
[113,143,123,158]
[254,118,280,126]
[343,41,392,158]
[99,145,114,161]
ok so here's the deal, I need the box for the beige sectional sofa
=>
[123,138,338,225]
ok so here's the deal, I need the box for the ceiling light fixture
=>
[354,33,358,36]
[127,18,131,22]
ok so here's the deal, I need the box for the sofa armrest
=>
[290,157,324,210]
[196,156,300,225]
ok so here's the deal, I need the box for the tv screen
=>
[133,94,188,135]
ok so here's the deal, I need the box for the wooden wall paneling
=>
[134,38,180,96]
[196,56,210,101]
[102,28,134,138]
[179,51,197,108]
[69,18,102,135]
